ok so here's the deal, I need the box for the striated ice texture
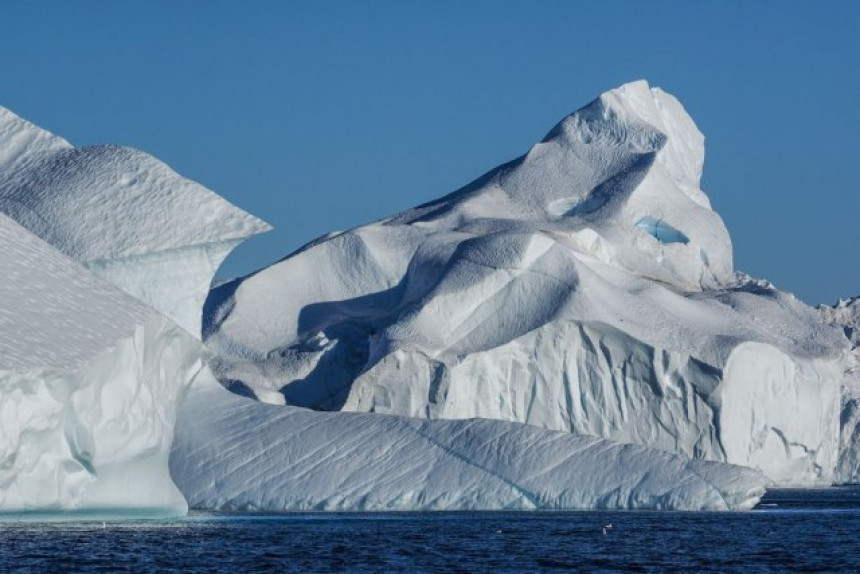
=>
[0,215,203,515]
[204,81,847,486]
[0,106,271,337]
[819,297,860,484]
[171,375,766,512]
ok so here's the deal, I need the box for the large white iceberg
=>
[0,106,271,337]
[0,82,843,517]
[171,375,766,511]
[204,81,847,486]
[0,215,202,515]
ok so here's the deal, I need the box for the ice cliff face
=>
[205,81,847,486]
[0,107,271,337]
[819,297,860,484]
[0,106,268,516]
[0,215,202,515]
[171,375,765,512]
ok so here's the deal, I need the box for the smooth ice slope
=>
[205,81,847,485]
[819,297,860,484]
[171,375,766,512]
[0,106,271,337]
[0,215,202,515]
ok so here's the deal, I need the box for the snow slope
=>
[204,81,847,486]
[819,297,860,484]
[0,106,271,337]
[171,375,766,512]
[0,215,202,515]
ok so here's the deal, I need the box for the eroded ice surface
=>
[204,81,847,485]
[0,215,202,515]
[0,106,271,336]
[171,375,766,512]
[819,297,860,484]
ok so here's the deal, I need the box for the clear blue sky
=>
[1,1,857,304]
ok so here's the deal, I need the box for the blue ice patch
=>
[635,216,689,245]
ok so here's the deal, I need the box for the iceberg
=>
[0,215,202,515]
[204,81,847,486]
[171,375,766,511]
[0,106,271,337]
[0,82,841,515]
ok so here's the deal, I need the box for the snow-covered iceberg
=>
[0,106,271,337]
[819,297,860,484]
[171,375,766,511]
[204,81,847,486]
[0,215,202,515]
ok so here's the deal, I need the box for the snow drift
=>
[0,106,271,337]
[0,215,202,515]
[204,81,847,486]
[171,375,766,512]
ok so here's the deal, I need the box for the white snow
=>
[171,374,766,512]
[0,215,203,515]
[204,81,847,486]
[0,106,271,336]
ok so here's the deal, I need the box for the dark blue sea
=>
[2,489,859,572]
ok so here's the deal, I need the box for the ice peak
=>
[0,105,273,337]
[548,80,706,199]
[398,81,730,289]
[0,106,72,174]
[0,107,272,263]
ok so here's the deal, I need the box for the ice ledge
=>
[171,376,767,512]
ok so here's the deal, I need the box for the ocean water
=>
[1,489,859,573]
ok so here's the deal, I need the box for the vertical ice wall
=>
[0,215,203,515]
[819,297,860,484]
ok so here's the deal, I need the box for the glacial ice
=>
[635,216,689,244]
[0,106,271,337]
[0,215,202,515]
[171,375,766,512]
[204,81,848,486]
